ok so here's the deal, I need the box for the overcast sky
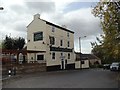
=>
[0,0,103,53]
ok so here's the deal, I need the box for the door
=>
[65,59,67,69]
[61,60,64,70]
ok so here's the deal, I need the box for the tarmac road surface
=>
[2,68,119,88]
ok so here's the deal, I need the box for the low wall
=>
[2,63,46,76]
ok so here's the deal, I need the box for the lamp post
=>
[79,36,86,69]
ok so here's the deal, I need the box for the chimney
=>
[34,14,40,20]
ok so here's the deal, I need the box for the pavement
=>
[2,68,120,88]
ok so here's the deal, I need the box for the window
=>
[81,61,85,64]
[68,53,70,59]
[60,40,63,46]
[37,55,44,60]
[68,41,70,47]
[34,32,43,41]
[52,26,55,32]
[52,52,55,59]
[67,32,69,37]
[50,36,55,45]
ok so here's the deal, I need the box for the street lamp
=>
[79,36,86,69]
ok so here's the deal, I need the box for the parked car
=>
[103,64,110,69]
[110,62,120,71]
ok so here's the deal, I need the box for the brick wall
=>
[2,63,46,76]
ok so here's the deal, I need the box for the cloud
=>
[10,4,28,14]
[25,2,55,14]
[40,7,102,53]
[47,8,102,39]
[13,22,27,32]
[0,1,102,53]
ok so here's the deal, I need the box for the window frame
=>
[52,52,55,60]
[81,61,85,64]
[52,26,55,32]
[68,53,70,59]
[67,32,69,37]
[34,32,43,41]
[60,40,63,46]
[37,55,44,61]
[50,36,55,45]
[68,41,70,47]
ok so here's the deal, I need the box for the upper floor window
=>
[60,40,63,46]
[34,32,43,41]
[81,61,85,64]
[68,41,70,47]
[52,26,55,32]
[67,32,69,37]
[50,36,55,45]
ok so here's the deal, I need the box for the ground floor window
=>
[37,55,44,60]
[52,52,55,60]
[68,53,70,59]
[81,61,85,64]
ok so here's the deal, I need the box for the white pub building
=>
[27,14,75,71]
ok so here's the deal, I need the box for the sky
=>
[0,0,103,53]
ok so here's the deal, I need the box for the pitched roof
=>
[27,16,74,34]
[1,49,46,54]
[41,19,74,34]
[75,52,100,60]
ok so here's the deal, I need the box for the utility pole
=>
[79,36,86,69]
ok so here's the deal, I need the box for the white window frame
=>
[67,32,69,37]
[60,40,63,46]
[50,36,55,45]
[52,52,55,60]
[68,41,70,47]
[34,32,43,41]
[68,53,70,59]
[37,54,44,61]
[52,26,55,32]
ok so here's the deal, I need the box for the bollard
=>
[8,69,12,77]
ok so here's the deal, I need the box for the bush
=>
[90,65,96,68]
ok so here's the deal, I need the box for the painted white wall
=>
[81,60,89,68]
[27,14,74,67]
[75,60,89,69]
[27,53,35,63]
[27,15,47,51]
[42,17,74,66]
[75,61,80,69]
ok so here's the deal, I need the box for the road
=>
[2,69,119,88]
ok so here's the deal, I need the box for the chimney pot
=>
[34,14,40,20]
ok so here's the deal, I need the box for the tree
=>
[2,36,14,49]
[17,37,25,50]
[91,0,120,63]
[2,35,25,50]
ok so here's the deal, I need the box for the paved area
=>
[2,68,120,88]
